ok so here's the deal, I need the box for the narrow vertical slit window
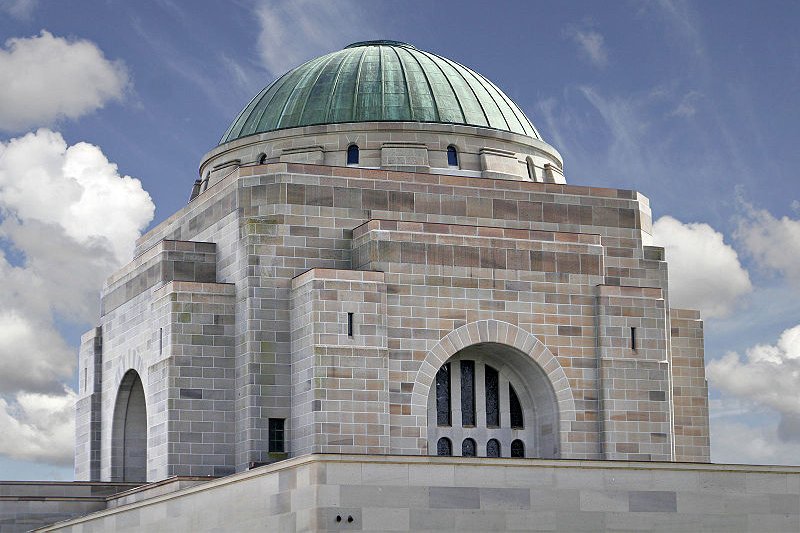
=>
[435,363,451,426]
[268,418,285,453]
[159,327,163,355]
[509,383,524,429]
[347,144,359,165]
[527,157,536,181]
[485,365,499,427]
[347,312,354,338]
[460,360,475,426]
[462,438,476,457]
[437,437,452,456]
[511,439,525,458]
[631,326,637,351]
[83,367,88,392]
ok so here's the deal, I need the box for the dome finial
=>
[345,40,414,49]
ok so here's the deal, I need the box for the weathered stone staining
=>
[75,40,712,487]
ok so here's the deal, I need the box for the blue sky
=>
[0,0,798,480]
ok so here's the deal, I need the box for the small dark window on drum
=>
[447,145,459,167]
[347,144,359,165]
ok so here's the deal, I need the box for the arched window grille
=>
[428,343,561,460]
[447,145,459,167]
[462,438,476,457]
[486,439,501,458]
[436,363,451,426]
[460,360,475,426]
[437,437,452,456]
[510,383,524,429]
[347,144,359,165]
[511,439,525,458]
[485,365,499,427]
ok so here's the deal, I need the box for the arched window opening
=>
[527,157,536,181]
[462,438,477,457]
[485,365,499,427]
[427,342,560,460]
[347,144,359,165]
[257,153,267,165]
[486,439,501,458]
[201,173,210,192]
[111,370,147,482]
[437,437,452,456]
[447,145,459,167]
[435,363,451,426]
[511,439,525,458]
[510,383,524,429]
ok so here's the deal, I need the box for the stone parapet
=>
[35,455,800,532]
[101,240,218,314]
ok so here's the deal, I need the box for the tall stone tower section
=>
[75,40,710,482]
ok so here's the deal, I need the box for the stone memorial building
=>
[8,39,800,533]
[74,40,710,484]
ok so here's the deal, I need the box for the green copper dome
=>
[220,40,541,144]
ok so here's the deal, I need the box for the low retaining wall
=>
[28,455,800,532]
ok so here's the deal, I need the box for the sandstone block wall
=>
[42,456,800,533]
[83,158,710,480]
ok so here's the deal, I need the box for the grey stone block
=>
[479,488,531,510]
[429,486,481,509]
[629,490,677,513]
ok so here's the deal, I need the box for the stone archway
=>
[427,342,560,458]
[111,370,147,482]
[411,320,576,457]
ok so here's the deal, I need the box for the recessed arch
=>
[412,320,576,458]
[111,369,147,482]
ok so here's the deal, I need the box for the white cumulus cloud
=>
[0,129,154,464]
[735,202,800,286]
[707,324,800,417]
[0,389,76,465]
[711,419,800,465]
[653,215,752,318]
[0,31,129,132]
[0,129,154,265]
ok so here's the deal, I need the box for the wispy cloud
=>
[254,0,379,76]
[0,0,37,19]
[564,25,608,68]
[646,0,706,60]
[669,90,702,118]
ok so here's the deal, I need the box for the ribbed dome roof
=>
[220,40,541,145]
